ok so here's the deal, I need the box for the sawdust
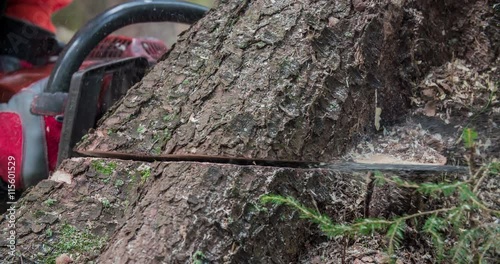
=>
[348,120,449,165]
[348,58,499,167]
[49,170,73,184]
[412,59,498,123]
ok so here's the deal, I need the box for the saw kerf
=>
[76,150,468,173]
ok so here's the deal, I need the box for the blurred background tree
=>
[52,0,214,45]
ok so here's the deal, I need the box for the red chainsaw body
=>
[0,35,167,190]
[0,35,167,103]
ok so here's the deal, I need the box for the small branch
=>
[309,191,320,214]
[341,236,348,264]
[470,164,485,183]
[364,172,374,217]
[382,176,419,189]
[467,157,475,179]
[340,207,458,234]
[398,207,458,222]
[472,165,489,193]
[461,186,500,215]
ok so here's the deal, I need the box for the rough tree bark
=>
[1,0,497,263]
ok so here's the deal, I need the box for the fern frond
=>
[473,162,499,193]
[390,176,419,188]
[450,225,500,264]
[423,216,444,231]
[488,162,499,175]
[323,224,353,237]
[451,227,480,264]
[391,176,405,186]
[458,185,500,215]
[260,194,289,205]
[354,218,392,235]
[446,206,465,231]
[461,128,478,149]
[418,182,462,197]
[379,175,420,188]
[476,224,500,263]
[458,184,477,203]
[260,194,335,234]
[374,171,386,186]
[386,219,405,259]
[423,216,446,262]
[439,183,459,197]
[261,165,498,264]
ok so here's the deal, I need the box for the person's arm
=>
[4,0,72,33]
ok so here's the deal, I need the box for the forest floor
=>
[351,58,499,167]
[301,58,499,263]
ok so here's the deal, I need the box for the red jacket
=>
[5,0,72,33]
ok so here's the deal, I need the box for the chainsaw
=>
[0,0,208,193]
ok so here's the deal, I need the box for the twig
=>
[459,185,500,215]
[348,207,458,230]
[381,177,420,189]
[364,172,374,218]
[309,191,320,214]
[472,165,489,193]
[345,250,380,263]
[341,236,348,264]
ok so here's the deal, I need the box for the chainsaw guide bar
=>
[76,150,468,173]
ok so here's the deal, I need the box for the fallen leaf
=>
[361,256,374,262]
[328,16,339,27]
[483,138,492,149]
[50,170,73,184]
[56,254,73,264]
[421,88,436,99]
[375,107,382,131]
[424,101,437,116]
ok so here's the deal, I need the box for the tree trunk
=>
[78,0,496,161]
[1,0,497,263]
[78,0,456,161]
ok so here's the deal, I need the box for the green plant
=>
[101,198,111,208]
[163,128,172,142]
[115,179,125,187]
[162,113,176,122]
[33,210,46,218]
[152,145,162,155]
[45,228,53,238]
[128,172,137,183]
[43,198,57,207]
[91,160,117,176]
[192,250,206,264]
[260,130,499,263]
[137,124,147,134]
[461,128,478,149]
[42,224,106,264]
[107,128,115,135]
[138,165,152,184]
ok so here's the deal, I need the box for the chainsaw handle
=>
[45,0,208,93]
